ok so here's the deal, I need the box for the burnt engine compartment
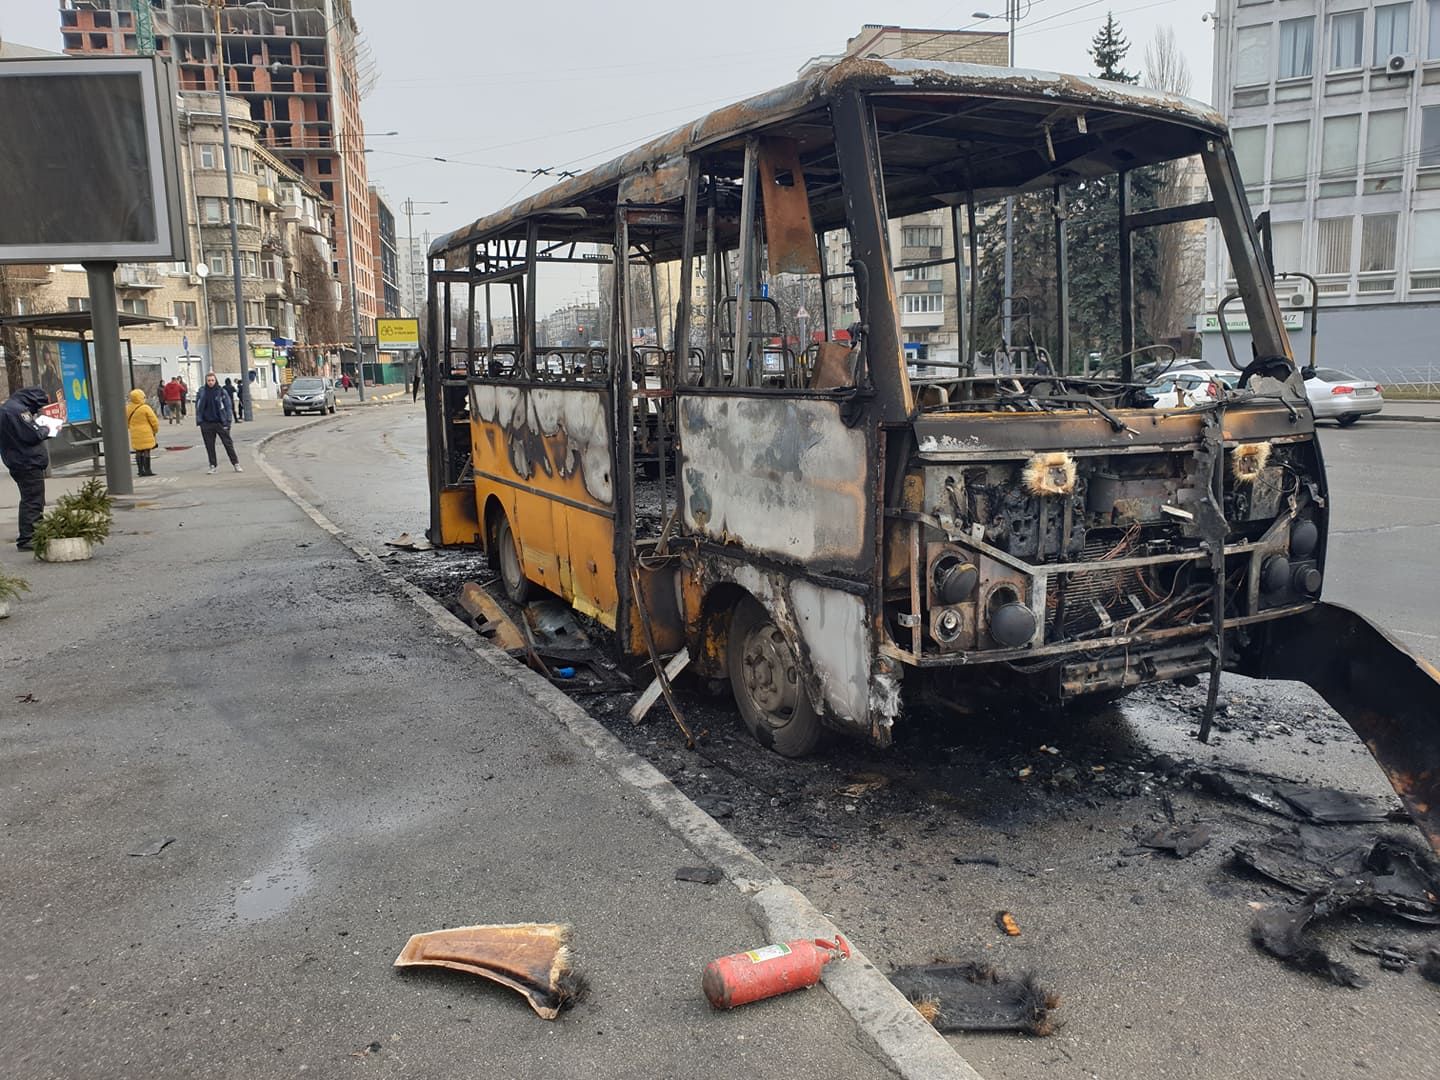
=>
[899,437,1326,656]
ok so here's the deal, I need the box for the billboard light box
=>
[0,56,186,264]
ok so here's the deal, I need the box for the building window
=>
[173,301,198,327]
[120,298,149,316]
[1235,25,1272,86]
[902,263,941,280]
[1374,3,1412,64]
[241,251,259,278]
[902,293,943,314]
[900,225,942,248]
[67,296,90,312]
[1421,106,1440,167]
[244,300,265,326]
[1317,217,1354,275]
[1232,126,1267,187]
[1269,221,1303,274]
[1330,10,1365,70]
[1321,114,1361,176]
[1319,114,1361,196]
[207,251,229,276]
[198,145,217,169]
[236,147,253,173]
[212,300,234,326]
[1271,121,1310,197]
[1279,18,1315,78]
[1429,0,1440,57]
[1411,209,1440,269]
[261,254,282,280]
[1365,110,1406,173]
[237,201,258,226]
[1360,213,1399,271]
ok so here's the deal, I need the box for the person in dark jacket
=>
[195,371,242,474]
[222,377,238,422]
[0,387,54,550]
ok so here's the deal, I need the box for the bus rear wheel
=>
[727,597,821,757]
[489,511,532,605]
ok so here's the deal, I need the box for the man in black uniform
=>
[0,387,53,551]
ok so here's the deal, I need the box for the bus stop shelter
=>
[0,311,168,469]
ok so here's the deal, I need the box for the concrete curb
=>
[1369,414,1440,423]
[253,422,982,1080]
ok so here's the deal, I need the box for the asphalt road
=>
[271,404,1440,1080]
[1317,416,1440,665]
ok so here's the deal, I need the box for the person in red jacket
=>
[161,376,185,424]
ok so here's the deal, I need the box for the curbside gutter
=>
[253,422,982,1080]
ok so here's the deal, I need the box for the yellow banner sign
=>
[377,318,420,349]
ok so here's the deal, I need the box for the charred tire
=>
[727,596,822,757]
[490,511,532,604]
[1336,414,1360,427]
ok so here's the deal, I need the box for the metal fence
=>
[1325,364,1440,393]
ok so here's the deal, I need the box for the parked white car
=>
[1304,367,1385,426]
[1146,368,1238,409]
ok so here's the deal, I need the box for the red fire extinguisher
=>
[703,936,851,1009]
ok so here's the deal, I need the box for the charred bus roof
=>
[430,56,1228,266]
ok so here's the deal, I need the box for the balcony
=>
[116,265,163,289]
[5,265,52,285]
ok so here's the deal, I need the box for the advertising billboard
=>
[0,56,186,263]
[377,318,421,350]
[31,337,93,426]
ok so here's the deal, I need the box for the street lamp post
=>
[974,3,1018,351]
[402,198,447,318]
[333,129,399,400]
[207,0,253,420]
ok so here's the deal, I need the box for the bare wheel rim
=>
[738,621,800,729]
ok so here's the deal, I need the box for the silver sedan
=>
[1304,367,1385,426]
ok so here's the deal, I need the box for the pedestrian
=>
[223,377,238,423]
[162,376,184,423]
[341,372,352,393]
[195,371,242,474]
[411,366,422,402]
[126,388,160,477]
[177,376,189,418]
[0,387,54,551]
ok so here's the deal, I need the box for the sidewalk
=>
[0,417,916,1080]
[1369,399,1440,422]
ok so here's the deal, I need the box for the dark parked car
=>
[283,377,337,416]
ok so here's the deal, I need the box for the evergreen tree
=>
[973,13,1161,372]
[1090,13,1138,84]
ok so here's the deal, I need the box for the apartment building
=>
[1205,0,1440,374]
[370,187,400,318]
[57,0,380,341]
[10,92,338,395]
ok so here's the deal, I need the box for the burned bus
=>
[424,58,1440,850]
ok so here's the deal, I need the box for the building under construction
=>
[58,0,380,340]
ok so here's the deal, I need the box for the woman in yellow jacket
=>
[126,388,160,476]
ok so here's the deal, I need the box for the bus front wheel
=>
[727,597,822,757]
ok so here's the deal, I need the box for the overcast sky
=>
[2,0,1215,314]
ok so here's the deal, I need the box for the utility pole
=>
[208,0,253,420]
[1003,0,1016,352]
[403,197,447,316]
[337,135,366,401]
